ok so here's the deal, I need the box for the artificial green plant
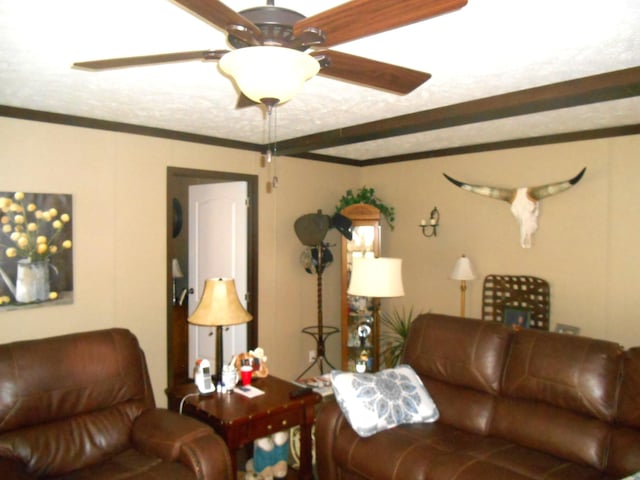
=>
[380,306,423,368]
[335,186,396,230]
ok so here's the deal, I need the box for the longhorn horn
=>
[443,173,514,202]
[528,167,586,200]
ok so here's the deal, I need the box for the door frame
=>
[166,167,259,387]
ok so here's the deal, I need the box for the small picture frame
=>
[503,307,530,331]
[555,323,581,335]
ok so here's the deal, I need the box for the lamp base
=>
[215,325,224,382]
[459,280,467,317]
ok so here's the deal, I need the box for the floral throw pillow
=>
[331,365,439,438]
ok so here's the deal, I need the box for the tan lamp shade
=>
[348,257,405,298]
[188,278,252,327]
[219,46,320,105]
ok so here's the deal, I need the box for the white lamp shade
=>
[450,255,476,281]
[348,257,405,298]
[188,278,252,327]
[219,46,320,104]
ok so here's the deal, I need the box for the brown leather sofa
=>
[317,313,640,479]
[0,328,233,479]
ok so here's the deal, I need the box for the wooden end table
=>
[166,375,321,480]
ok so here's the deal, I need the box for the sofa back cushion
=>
[608,347,640,476]
[0,328,154,476]
[502,329,622,420]
[403,314,512,434]
[616,347,640,427]
[492,328,623,470]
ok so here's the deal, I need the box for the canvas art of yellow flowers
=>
[0,192,73,306]
[0,192,72,261]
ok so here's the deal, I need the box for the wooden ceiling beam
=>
[277,66,640,156]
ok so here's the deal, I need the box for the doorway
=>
[166,167,259,387]
[188,181,248,371]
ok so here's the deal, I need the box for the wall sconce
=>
[171,258,184,306]
[419,207,440,237]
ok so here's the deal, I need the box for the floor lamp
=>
[348,257,405,372]
[188,278,252,379]
[450,255,476,317]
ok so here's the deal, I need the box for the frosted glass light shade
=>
[171,258,184,279]
[188,278,252,327]
[348,257,405,298]
[219,46,320,104]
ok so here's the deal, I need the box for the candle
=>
[420,219,427,226]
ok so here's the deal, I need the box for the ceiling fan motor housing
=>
[230,6,312,50]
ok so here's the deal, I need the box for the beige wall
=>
[1,116,639,407]
[364,135,640,348]
[0,117,359,405]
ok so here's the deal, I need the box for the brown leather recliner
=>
[0,328,233,479]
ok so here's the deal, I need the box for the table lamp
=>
[450,254,476,317]
[188,278,252,378]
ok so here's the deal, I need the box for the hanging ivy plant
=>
[335,186,396,230]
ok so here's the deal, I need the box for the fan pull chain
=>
[263,101,279,189]
[271,106,279,188]
[264,103,273,164]
[261,98,279,192]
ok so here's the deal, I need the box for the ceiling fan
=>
[74,0,468,105]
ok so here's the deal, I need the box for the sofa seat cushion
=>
[326,403,615,480]
[51,448,196,480]
[0,401,145,477]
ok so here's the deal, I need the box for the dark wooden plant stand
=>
[297,244,339,379]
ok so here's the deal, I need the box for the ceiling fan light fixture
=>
[219,46,319,105]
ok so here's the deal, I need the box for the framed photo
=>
[555,323,581,335]
[503,307,530,331]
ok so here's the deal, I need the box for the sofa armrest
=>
[132,408,233,480]
[316,401,347,480]
[0,457,37,480]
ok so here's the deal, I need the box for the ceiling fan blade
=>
[295,0,467,47]
[174,0,261,38]
[315,50,431,94]
[73,50,228,70]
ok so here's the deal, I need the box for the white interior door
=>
[188,181,248,376]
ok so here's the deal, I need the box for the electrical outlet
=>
[308,350,316,363]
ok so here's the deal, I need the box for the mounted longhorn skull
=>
[443,168,586,248]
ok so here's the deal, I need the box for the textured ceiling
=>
[1,0,639,163]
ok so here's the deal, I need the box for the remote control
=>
[289,387,313,399]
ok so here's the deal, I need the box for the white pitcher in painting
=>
[0,259,56,303]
